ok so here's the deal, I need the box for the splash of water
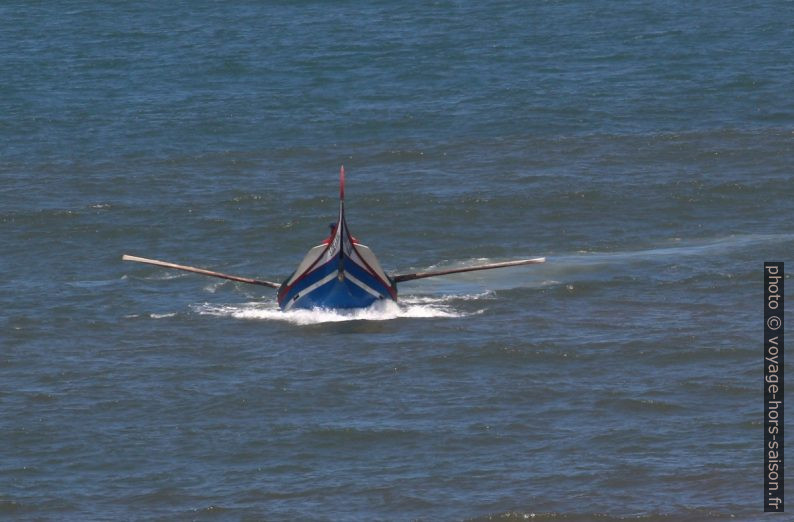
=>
[192,295,483,325]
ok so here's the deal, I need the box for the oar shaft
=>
[122,254,280,289]
[393,257,545,283]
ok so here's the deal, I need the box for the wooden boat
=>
[123,167,545,310]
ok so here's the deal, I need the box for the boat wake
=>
[192,294,485,325]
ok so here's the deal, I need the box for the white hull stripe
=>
[344,271,386,299]
[283,271,338,311]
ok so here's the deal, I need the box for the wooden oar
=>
[392,257,546,283]
[122,254,281,289]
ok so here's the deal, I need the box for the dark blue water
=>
[2,1,792,520]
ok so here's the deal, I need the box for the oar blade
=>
[392,257,546,283]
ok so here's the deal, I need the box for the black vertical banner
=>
[765,262,784,512]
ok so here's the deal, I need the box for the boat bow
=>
[277,167,397,310]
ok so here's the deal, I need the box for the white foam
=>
[145,272,186,281]
[192,295,480,325]
[149,312,176,319]
[399,290,495,304]
[203,280,228,293]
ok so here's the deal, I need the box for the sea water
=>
[2,1,792,519]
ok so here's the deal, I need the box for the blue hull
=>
[286,275,384,310]
[278,252,396,311]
